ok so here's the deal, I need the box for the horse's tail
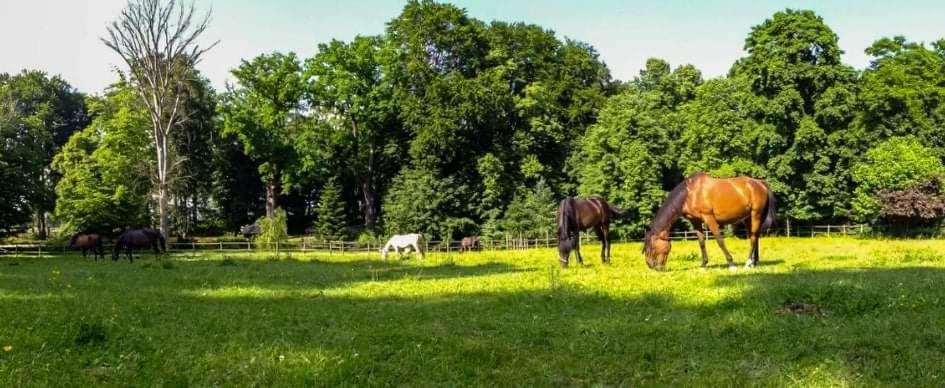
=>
[608,203,626,218]
[760,181,777,235]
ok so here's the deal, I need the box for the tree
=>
[53,82,152,234]
[574,59,699,234]
[855,36,945,150]
[0,96,41,233]
[170,74,218,237]
[851,137,945,223]
[304,36,407,230]
[219,52,304,217]
[103,0,217,237]
[315,179,347,241]
[500,179,557,239]
[0,70,88,238]
[381,167,472,240]
[730,9,858,222]
[211,132,266,234]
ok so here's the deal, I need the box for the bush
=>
[852,137,945,222]
[256,208,288,251]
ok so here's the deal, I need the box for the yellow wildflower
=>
[3,345,11,352]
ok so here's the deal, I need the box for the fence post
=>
[827,225,831,237]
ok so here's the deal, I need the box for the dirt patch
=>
[777,301,825,317]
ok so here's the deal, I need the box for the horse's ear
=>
[644,225,651,232]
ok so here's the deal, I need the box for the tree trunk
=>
[265,173,280,217]
[36,210,48,240]
[360,179,378,230]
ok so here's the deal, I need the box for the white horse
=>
[381,233,425,261]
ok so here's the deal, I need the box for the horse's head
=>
[643,227,671,271]
[557,232,578,266]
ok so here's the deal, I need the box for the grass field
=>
[2,237,945,386]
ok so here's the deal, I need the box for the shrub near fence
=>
[0,224,875,257]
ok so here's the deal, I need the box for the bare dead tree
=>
[102,0,217,237]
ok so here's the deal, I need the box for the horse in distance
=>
[71,233,105,261]
[643,172,776,271]
[460,236,481,252]
[381,233,425,261]
[113,228,166,263]
[556,196,624,268]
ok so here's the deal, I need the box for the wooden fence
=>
[0,224,875,257]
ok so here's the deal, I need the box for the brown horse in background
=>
[557,197,624,268]
[643,172,776,271]
[113,229,166,263]
[71,233,105,261]
[460,236,481,252]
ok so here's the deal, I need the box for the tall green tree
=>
[315,179,347,241]
[304,36,407,230]
[170,75,218,237]
[53,82,152,234]
[0,70,88,238]
[219,52,305,217]
[729,9,858,221]
[854,36,945,149]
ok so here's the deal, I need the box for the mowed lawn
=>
[2,237,945,387]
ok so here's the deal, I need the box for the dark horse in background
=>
[113,229,166,263]
[71,233,105,260]
[643,172,776,271]
[556,196,624,268]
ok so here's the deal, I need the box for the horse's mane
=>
[557,197,575,240]
[644,173,701,253]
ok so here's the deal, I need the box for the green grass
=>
[2,237,945,386]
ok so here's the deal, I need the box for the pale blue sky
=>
[2,1,943,94]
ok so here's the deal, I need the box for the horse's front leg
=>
[704,216,736,271]
[573,234,584,265]
[691,220,710,269]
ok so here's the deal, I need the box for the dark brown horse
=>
[113,229,166,263]
[70,233,104,261]
[460,236,481,252]
[556,196,624,267]
[643,172,776,271]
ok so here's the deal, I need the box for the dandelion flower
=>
[3,345,11,352]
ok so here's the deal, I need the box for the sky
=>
[2,0,944,94]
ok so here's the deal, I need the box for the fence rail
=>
[0,224,875,257]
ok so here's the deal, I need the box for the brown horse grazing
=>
[557,196,624,268]
[643,172,776,271]
[460,236,481,252]
[70,233,105,261]
[113,229,166,263]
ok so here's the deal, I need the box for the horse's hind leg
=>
[746,215,762,268]
[594,226,609,264]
